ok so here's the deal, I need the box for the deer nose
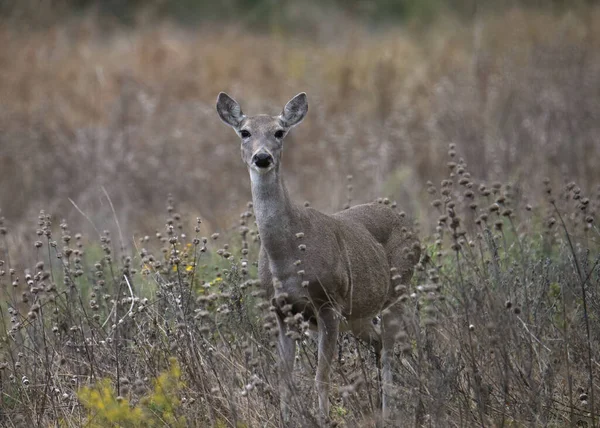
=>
[253,152,273,168]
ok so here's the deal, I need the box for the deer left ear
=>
[280,92,308,128]
[216,92,245,128]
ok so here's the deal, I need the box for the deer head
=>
[216,92,308,175]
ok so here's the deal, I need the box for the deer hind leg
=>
[380,300,404,423]
[276,311,297,424]
[349,318,383,408]
[316,305,340,421]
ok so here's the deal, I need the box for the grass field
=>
[1,4,599,427]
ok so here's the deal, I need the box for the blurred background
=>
[0,0,599,246]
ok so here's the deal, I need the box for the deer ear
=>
[216,92,245,128]
[280,92,308,128]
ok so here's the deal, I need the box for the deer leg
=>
[276,312,297,424]
[316,306,340,421]
[370,326,383,411]
[350,318,383,409]
[380,302,403,423]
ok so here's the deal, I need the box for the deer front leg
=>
[316,306,340,421]
[276,312,297,424]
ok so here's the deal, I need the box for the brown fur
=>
[216,92,420,423]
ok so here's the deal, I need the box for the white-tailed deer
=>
[216,92,420,423]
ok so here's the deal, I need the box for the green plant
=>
[77,358,186,427]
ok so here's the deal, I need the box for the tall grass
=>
[1,4,600,427]
[1,6,599,246]
[1,144,598,426]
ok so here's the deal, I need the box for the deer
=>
[216,92,420,424]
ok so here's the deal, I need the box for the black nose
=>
[253,152,273,168]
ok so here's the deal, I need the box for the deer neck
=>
[250,168,298,258]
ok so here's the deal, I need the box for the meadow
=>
[1,3,599,426]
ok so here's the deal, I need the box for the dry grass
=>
[1,5,600,427]
[1,148,598,426]
[1,7,599,241]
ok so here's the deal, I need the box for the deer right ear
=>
[216,92,245,128]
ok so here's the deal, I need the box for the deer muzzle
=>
[252,152,273,169]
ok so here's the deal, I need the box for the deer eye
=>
[274,130,285,139]
[240,130,251,138]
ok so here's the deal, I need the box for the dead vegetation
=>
[1,4,600,427]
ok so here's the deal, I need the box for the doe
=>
[216,92,420,423]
